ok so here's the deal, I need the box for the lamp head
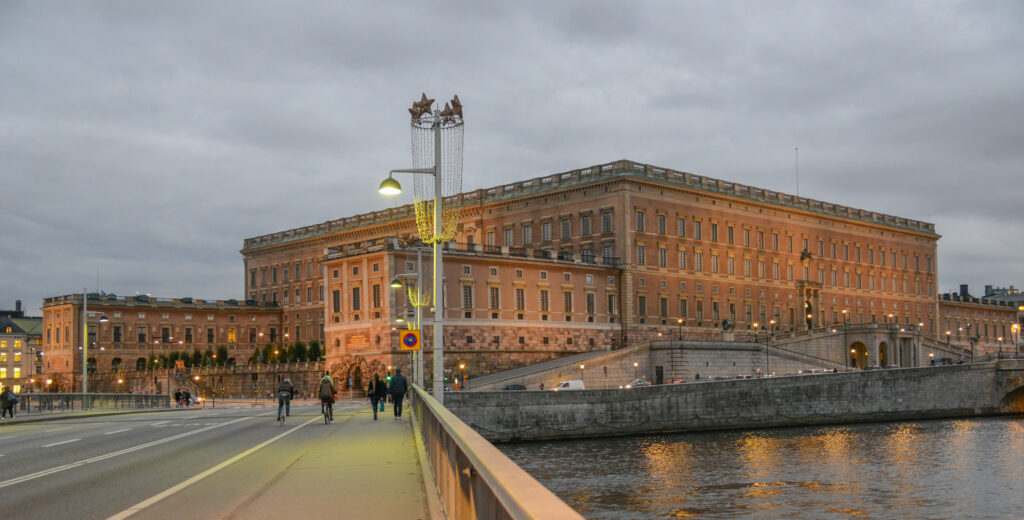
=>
[390,279,402,289]
[99,315,109,323]
[379,176,402,196]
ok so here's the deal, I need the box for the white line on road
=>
[0,436,16,441]
[43,427,71,433]
[0,417,249,490]
[106,415,321,520]
[105,429,132,435]
[149,421,169,426]
[42,439,81,447]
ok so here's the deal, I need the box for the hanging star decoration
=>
[409,93,434,121]
[450,95,463,119]
[439,102,455,123]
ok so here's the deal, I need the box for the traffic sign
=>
[400,329,421,351]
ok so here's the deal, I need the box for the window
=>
[679,250,687,270]
[561,218,571,239]
[694,221,702,240]
[787,264,794,281]
[227,327,237,344]
[659,247,667,267]
[677,218,686,237]
[773,262,780,280]
[250,270,257,287]
[743,229,750,247]
[207,328,215,343]
[758,260,766,278]
[307,262,313,277]
[563,291,573,313]
[608,294,617,315]
[462,286,474,308]
[515,269,523,278]
[657,214,666,234]
[831,243,837,259]
[603,245,614,263]
[542,221,551,242]
[540,290,550,312]
[504,228,513,246]
[272,267,278,283]
[680,298,688,318]
[515,288,525,310]
[587,293,596,314]
[581,214,591,235]
[332,290,341,313]
[757,231,765,249]
[695,253,703,271]
[602,211,613,233]
[711,223,718,242]
[844,244,850,261]
[523,225,533,244]
[728,257,735,275]
[490,267,498,276]
[463,265,471,275]
[727,226,734,245]
[744,259,751,277]
[352,287,361,311]
[818,240,824,257]
[772,234,779,251]
[638,296,647,315]
[283,266,289,281]
[637,245,646,265]
[137,326,147,343]
[486,231,495,246]
[372,285,381,308]
[636,211,645,232]
[489,287,500,309]
[660,297,668,318]
[711,254,719,273]
[113,326,123,343]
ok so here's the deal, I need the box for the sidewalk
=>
[205,401,440,520]
[0,407,187,425]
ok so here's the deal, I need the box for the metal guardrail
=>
[411,385,582,520]
[14,393,170,415]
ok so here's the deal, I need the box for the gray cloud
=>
[1,0,1021,312]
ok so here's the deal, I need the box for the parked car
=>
[625,379,649,388]
[930,358,954,366]
[554,380,585,391]
[502,384,527,391]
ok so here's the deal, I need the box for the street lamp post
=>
[391,246,425,388]
[459,362,466,390]
[81,289,108,405]
[1013,323,1021,356]
[381,94,462,404]
[769,319,776,341]
[633,361,638,380]
[579,364,585,382]
[850,348,856,370]
[752,322,759,343]
[677,318,684,340]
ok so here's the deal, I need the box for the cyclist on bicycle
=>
[276,377,295,421]
[318,373,335,421]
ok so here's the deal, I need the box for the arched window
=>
[111,358,123,372]
[136,357,147,371]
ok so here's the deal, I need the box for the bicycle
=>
[322,400,333,424]
[277,393,290,426]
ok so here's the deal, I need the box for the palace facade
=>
[240,159,1014,382]
[40,294,281,390]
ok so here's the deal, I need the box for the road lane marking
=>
[0,416,249,490]
[105,429,132,435]
[107,415,321,520]
[42,439,81,447]
[43,427,71,433]
[0,436,16,441]
[150,421,169,426]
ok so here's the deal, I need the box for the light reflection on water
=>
[500,416,1024,519]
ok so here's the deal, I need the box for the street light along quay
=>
[380,93,464,405]
[82,289,109,406]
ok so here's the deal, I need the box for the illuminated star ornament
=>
[410,93,434,121]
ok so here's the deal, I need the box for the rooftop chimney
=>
[960,284,970,297]
[985,285,993,297]
[15,300,21,312]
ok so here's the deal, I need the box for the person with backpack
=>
[0,387,16,418]
[318,373,335,421]
[277,377,296,422]
[387,368,409,420]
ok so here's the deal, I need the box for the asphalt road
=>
[0,400,382,519]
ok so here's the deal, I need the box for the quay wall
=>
[446,361,1024,442]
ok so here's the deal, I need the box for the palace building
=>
[238,159,1016,382]
[40,294,280,391]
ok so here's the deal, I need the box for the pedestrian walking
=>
[174,389,183,407]
[184,389,192,407]
[387,368,409,419]
[0,387,16,418]
[368,374,388,420]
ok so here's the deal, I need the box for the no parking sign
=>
[400,329,422,351]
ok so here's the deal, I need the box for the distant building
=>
[241,159,950,384]
[0,300,43,392]
[938,285,1019,354]
[40,294,281,392]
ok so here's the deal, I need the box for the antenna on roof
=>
[794,147,799,197]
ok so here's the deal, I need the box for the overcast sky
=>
[2,1,1021,314]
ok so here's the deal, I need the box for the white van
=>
[554,380,585,391]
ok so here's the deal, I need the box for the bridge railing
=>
[411,385,582,520]
[14,393,170,415]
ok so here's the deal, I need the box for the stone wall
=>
[446,360,1024,442]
